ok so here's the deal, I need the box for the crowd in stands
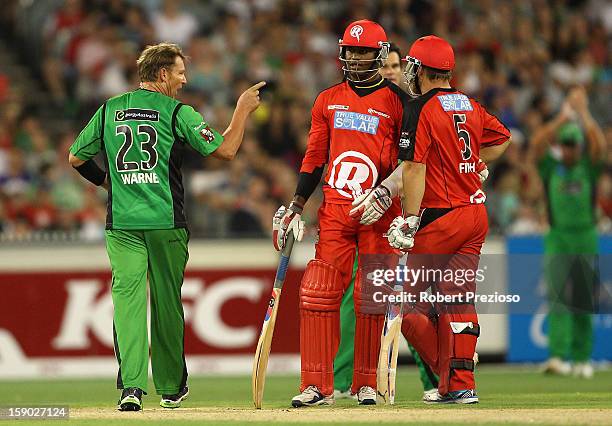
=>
[0,0,610,241]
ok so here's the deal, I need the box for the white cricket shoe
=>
[357,386,376,405]
[425,389,479,404]
[541,357,571,376]
[333,389,357,400]
[572,362,594,379]
[423,388,441,402]
[291,386,334,407]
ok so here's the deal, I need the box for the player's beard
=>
[349,68,379,83]
[345,60,382,83]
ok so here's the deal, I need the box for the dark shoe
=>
[160,386,189,409]
[118,387,143,411]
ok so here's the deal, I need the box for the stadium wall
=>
[0,238,506,379]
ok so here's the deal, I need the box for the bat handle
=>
[274,233,295,286]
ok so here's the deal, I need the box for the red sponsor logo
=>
[0,269,302,358]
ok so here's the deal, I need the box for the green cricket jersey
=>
[538,151,602,230]
[70,88,223,229]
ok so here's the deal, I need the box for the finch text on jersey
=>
[120,172,160,185]
[459,162,476,173]
[437,94,473,112]
[333,111,380,135]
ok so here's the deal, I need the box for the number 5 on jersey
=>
[453,114,471,161]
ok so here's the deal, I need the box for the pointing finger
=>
[250,81,266,91]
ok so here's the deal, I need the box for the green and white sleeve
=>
[175,105,223,156]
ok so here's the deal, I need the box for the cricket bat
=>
[252,233,295,409]
[377,254,408,405]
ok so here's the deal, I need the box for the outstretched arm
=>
[213,82,265,160]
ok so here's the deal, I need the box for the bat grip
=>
[273,233,295,287]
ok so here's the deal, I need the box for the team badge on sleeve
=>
[195,122,215,143]
[399,132,410,149]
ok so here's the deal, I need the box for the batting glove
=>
[349,185,393,225]
[476,159,489,183]
[387,215,420,251]
[272,201,305,251]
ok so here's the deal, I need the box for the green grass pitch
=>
[1,365,611,425]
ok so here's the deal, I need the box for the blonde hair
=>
[136,43,186,82]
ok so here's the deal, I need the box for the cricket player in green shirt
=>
[68,43,265,411]
[531,86,605,379]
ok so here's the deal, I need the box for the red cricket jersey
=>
[300,79,410,204]
[398,88,510,208]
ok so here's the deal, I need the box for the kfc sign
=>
[0,269,302,361]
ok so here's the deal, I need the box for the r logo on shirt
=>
[328,151,378,199]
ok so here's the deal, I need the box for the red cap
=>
[339,20,387,49]
[407,35,455,70]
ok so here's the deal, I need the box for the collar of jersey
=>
[425,87,456,95]
[347,77,388,97]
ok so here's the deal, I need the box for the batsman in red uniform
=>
[272,20,410,407]
[386,36,511,404]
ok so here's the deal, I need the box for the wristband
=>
[74,159,107,186]
[289,200,304,214]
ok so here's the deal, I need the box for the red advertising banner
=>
[0,268,303,360]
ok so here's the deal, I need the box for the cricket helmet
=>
[338,20,390,83]
[402,35,455,96]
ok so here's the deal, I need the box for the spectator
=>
[151,0,199,47]
[0,0,610,240]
